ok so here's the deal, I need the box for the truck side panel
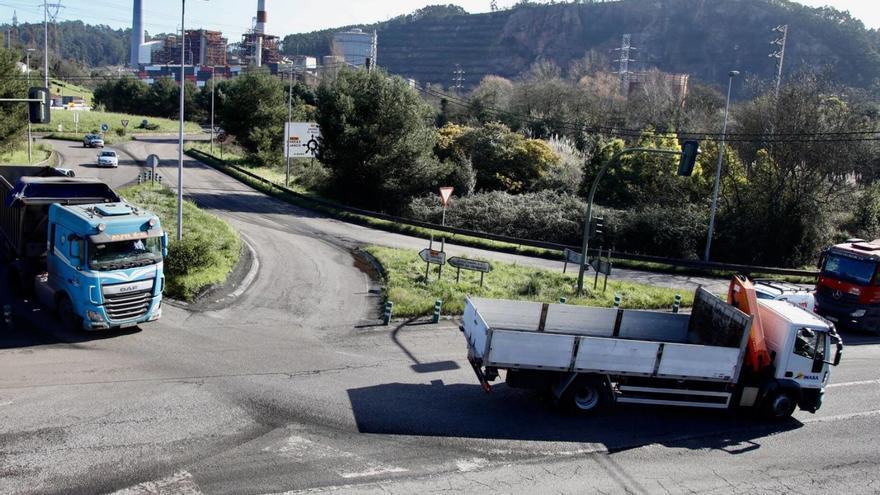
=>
[463,297,490,360]
[544,305,617,336]
[486,330,576,370]
[657,344,741,381]
[575,338,659,374]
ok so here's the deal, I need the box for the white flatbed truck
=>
[460,277,842,418]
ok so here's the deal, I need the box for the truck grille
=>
[817,286,859,306]
[104,290,152,321]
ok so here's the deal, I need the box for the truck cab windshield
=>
[88,238,162,270]
[822,254,877,285]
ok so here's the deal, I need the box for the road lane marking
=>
[109,470,202,495]
[802,409,880,424]
[227,233,260,300]
[339,465,408,479]
[827,379,880,388]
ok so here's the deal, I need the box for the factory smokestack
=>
[256,0,267,35]
[130,0,144,68]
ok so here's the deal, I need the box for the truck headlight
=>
[87,311,105,322]
[851,309,867,318]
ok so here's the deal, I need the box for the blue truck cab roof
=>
[52,201,164,242]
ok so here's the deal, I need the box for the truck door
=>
[786,327,828,387]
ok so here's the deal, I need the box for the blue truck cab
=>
[44,202,167,330]
[0,166,167,331]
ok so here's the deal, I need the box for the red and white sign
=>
[439,187,454,207]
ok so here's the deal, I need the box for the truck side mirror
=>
[161,233,169,258]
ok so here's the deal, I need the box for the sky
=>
[1,0,877,41]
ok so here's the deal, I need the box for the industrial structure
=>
[129,0,144,68]
[332,29,378,69]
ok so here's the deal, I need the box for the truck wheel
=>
[57,295,82,333]
[762,390,796,420]
[564,377,609,414]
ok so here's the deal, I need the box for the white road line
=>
[803,409,880,424]
[339,465,408,479]
[109,470,202,495]
[827,379,880,388]
[227,233,260,300]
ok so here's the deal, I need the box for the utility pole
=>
[452,64,465,94]
[26,48,34,163]
[613,34,637,97]
[770,24,788,99]
[177,0,186,241]
[704,70,739,263]
[286,69,293,187]
[43,0,49,89]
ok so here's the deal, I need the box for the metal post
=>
[210,67,215,155]
[286,70,293,187]
[43,1,48,89]
[704,70,738,262]
[177,0,186,241]
[25,49,32,164]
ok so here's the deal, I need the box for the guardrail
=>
[187,148,820,279]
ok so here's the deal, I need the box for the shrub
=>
[165,236,215,277]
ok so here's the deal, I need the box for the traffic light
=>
[590,216,606,242]
[678,140,700,177]
[28,87,50,125]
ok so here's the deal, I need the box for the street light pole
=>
[43,1,48,89]
[177,0,186,241]
[577,147,686,295]
[703,70,739,262]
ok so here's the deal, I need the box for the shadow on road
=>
[346,381,802,451]
[184,191,323,219]
[837,329,880,346]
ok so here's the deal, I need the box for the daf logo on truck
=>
[0,166,168,332]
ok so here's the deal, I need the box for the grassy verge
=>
[119,183,241,301]
[186,148,815,284]
[50,79,94,105]
[0,142,53,165]
[34,109,202,136]
[365,245,693,317]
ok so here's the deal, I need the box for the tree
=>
[315,68,442,211]
[219,69,289,165]
[0,48,28,155]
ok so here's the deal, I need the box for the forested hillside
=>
[283,0,880,92]
[2,20,130,68]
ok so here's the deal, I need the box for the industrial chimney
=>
[130,0,144,68]
[256,0,267,35]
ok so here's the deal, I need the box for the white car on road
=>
[96,150,119,168]
[753,279,816,312]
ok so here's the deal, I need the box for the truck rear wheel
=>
[563,377,609,414]
[762,390,796,420]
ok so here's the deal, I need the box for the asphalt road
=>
[0,138,878,494]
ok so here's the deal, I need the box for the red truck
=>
[815,239,880,333]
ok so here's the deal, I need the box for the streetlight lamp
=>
[25,48,35,164]
[703,70,739,262]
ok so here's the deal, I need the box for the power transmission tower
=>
[452,64,465,94]
[490,1,499,11]
[770,24,788,99]
[613,34,636,97]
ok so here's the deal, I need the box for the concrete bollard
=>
[383,301,394,326]
[672,294,682,313]
[613,294,622,308]
[558,297,567,304]
[432,299,443,324]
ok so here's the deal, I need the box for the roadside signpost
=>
[562,248,583,273]
[121,119,129,130]
[590,248,613,292]
[420,243,447,282]
[100,123,109,133]
[146,154,160,182]
[284,122,322,187]
[439,187,454,226]
[449,257,492,286]
[73,111,79,134]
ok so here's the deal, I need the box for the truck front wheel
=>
[57,295,82,333]
[762,390,797,420]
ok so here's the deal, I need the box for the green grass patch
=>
[365,245,693,317]
[35,110,202,135]
[119,183,241,301]
[0,142,53,165]
[50,79,94,105]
